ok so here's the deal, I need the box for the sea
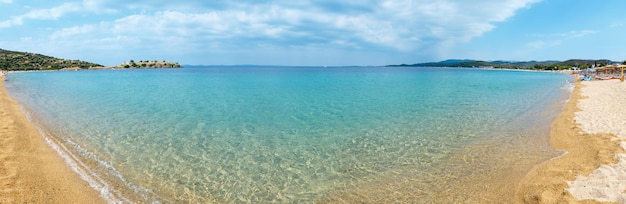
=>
[4,66,573,203]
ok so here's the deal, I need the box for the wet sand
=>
[0,74,105,203]
[516,80,625,203]
[568,80,626,202]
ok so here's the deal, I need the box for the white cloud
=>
[609,22,623,28]
[50,24,97,39]
[562,30,596,38]
[0,20,15,28]
[526,40,560,49]
[0,0,12,4]
[525,30,597,50]
[0,0,114,28]
[5,0,542,65]
[100,0,538,51]
[24,2,81,20]
[0,2,80,28]
[81,0,116,13]
[109,9,314,42]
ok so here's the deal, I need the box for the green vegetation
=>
[118,60,182,68]
[389,59,617,70]
[0,48,102,70]
[0,48,182,70]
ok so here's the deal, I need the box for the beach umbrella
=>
[581,68,596,73]
[620,65,624,82]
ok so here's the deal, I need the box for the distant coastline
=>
[1,48,181,71]
[388,59,621,70]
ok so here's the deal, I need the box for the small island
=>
[116,60,182,68]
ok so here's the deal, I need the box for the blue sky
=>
[1,0,625,66]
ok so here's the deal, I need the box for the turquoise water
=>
[5,67,571,203]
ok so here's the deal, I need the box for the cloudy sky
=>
[1,0,625,66]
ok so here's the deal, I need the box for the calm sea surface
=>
[5,67,572,203]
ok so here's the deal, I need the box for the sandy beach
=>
[568,80,626,203]
[0,74,105,203]
[516,79,626,203]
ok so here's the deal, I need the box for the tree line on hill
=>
[0,48,182,70]
[388,59,624,70]
[0,48,102,70]
[3,47,622,71]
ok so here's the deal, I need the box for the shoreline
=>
[319,73,571,202]
[0,74,106,203]
[3,71,623,202]
[515,80,626,203]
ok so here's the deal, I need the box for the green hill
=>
[0,48,102,70]
[388,59,621,70]
[558,59,611,68]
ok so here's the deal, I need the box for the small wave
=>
[562,79,575,92]
[65,139,161,202]
[556,79,575,105]
[20,105,131,203]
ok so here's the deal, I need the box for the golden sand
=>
[0,74,105,203]
[515,81,625,203]
[567,80,626,202]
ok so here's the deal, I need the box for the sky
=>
[1,0,625,66]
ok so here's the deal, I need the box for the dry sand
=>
[516,80,626,203]
[568,80,626,203]
[0,74,106,203]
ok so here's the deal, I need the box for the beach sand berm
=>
[0,74,105,203]
[516,80,626,203]
[568,80,626,202]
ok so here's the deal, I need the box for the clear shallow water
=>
[5,67,572,203]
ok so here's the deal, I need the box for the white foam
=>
[20,105,131,203]
[65,139,157,201]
